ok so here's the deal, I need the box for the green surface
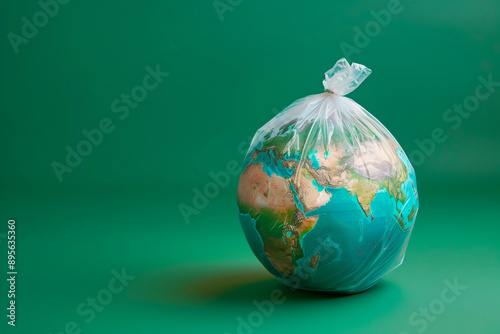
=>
[1,0,499,333]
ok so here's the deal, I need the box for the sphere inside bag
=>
[237,58,419,294]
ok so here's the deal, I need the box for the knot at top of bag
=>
[323,58,372,96]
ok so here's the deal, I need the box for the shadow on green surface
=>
[128,264,275,306]
[129,264,401,307]
[213,275,396,304]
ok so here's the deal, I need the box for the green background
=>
[1,0,499,333]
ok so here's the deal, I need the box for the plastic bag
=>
[237,58,419,294]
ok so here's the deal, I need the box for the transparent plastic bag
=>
[237,58,419,294]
